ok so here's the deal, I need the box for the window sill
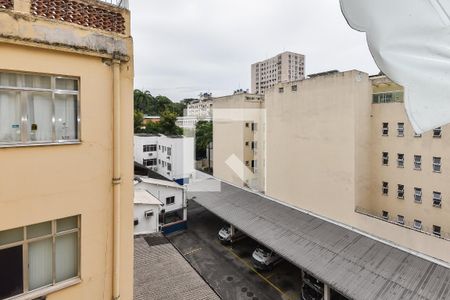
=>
[433,170,442,174]
[413,168,422,171]
[0,141,81,149]
[414,200,422,204]
[7,277,81,300]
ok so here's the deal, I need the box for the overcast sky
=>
[130,0,379,101]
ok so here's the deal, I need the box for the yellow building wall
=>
[0,42,134,299]
[367,102,450,238]
[213,94,263,189]
[263,71,450,264]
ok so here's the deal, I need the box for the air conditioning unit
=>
[144,210,154,218]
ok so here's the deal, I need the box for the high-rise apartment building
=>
[0,1,134,299]
[213,71,450,266]
[251,51,305,94]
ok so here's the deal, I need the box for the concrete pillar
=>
[324,284,330,300]
[230,224,236,237]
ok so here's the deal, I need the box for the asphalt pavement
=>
[167,201,301,300]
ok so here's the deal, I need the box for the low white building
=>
[134,134,195,184]
[176,115,212,130]
[186,98,213,119]
[134,176,187,234]
[134,189,162,235]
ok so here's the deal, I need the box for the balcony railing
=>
[98,0,128,8]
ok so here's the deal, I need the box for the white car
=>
[251,246,282,271]
[217,224,245,244]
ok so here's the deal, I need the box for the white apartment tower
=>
[251,51,305,94]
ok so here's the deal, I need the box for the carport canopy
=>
[187,178,450,300]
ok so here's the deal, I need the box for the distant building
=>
[134,134,195,184]
[143,115,161,125]
[214,70,450,266]
[187,98,213,119]
[212,93,264,191]
[134,175,187,234]
[176,115,212,130]
[251,51,305,94]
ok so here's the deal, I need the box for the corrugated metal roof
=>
[134,234,221,300]
[187,179,450,300]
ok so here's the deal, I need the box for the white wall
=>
[134,203,160,235]
[135,181,184,214]
[134,135,195,181]
[134,135,158,170]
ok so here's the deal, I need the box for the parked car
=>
[217,224,245,244]
[301,271,324,300]
[251,245,282,271]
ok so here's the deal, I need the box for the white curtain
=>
[55,94,77,141]
[0,91,21,143]
[55,232,78,282]
[27,92,53,142]
[29,238,53,290]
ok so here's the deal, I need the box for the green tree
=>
[134,89,156,114]
[195,121,212,160]
[158,110,183,136]
[134,110,144,133]
[144,121,160,134]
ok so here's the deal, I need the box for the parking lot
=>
[167,201,302,300]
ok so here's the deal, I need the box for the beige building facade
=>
[0,1,134,299]
[251,51,305,95]
[212,93,264,191]
[214,70,450,264]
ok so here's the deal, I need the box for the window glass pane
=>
[26,91,53,142]
[0,227,23,246]
[0,246,23,299]
[55,78,78,91]
[27,221,51,239]
[56,232,78,282]
[29,238,52,290]
[57,216,78,232]
[0,91,21,143]
[24,75,51,89]
[0,72,18,87]
[55,94,78,141]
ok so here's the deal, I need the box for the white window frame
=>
[397,215,405,225]
[382,182,388,195]
[0,71,80,147]
[433,191,442,208]
[414,187,422,203]
[382,122,389,136]
[413,219,422,230]
[382,152,389,166]
[433,157,441,173]
[397,153,404,168]
[433,225,441,237]
[414,155,422,170]
[397,122,404,137]
[0,216,81,299]
[433,127,442,138]
[382,210,389,220]
[166,196,175,205]
[397,184,405,199]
